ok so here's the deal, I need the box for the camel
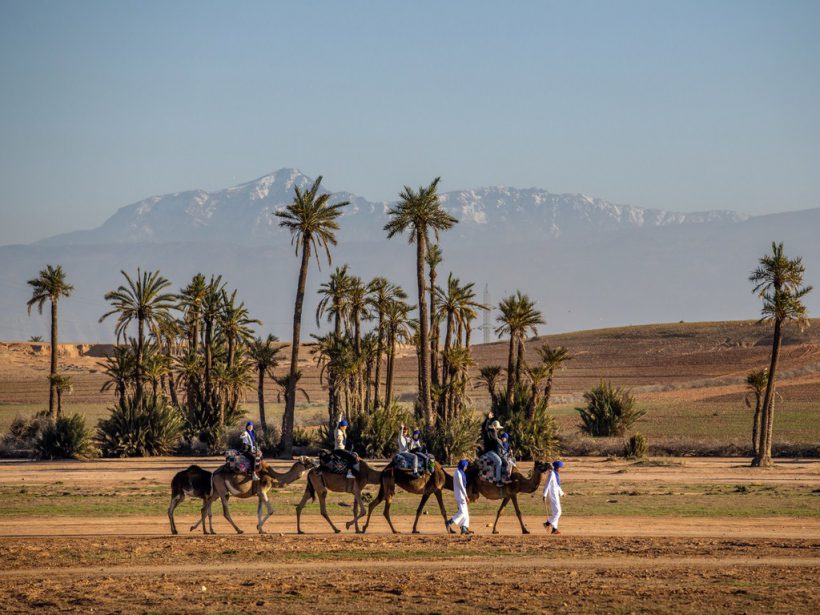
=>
[295,459,383,534]
[189,457,316,535]
[467,460,551,534]
[362,460,456,534]
[168,464,214,535]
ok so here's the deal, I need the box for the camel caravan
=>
[168,415,567,536]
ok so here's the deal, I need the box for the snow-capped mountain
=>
[37,169,747,246]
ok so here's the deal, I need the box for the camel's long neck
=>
[520,467,545,494]
[270,462,304,485]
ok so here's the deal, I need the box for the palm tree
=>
[178,273,208,352]
[248,335,283,432]
[426,244,443,387]
[495,292,544,406]
[749,242,812,467]
[273,371,311,406]
[200,276,226,410]
[100,344,135,401]
[383,298,414,408]
[316,265,354,336]
[99,269,176,407]
[218,289,260,368]
[384,178,457,427]
[477,365,504,407]
[275,175,348,455]
[367,278,406,408]
[48,373,73,417]
[26,264,74,418]
[536,343,572,407]
[744,369,768,457]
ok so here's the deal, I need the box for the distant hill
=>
[2,169,818,341]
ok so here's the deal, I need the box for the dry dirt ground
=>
[0,457,817,613]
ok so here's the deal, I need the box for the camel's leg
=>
[295,485,313,535]
[492,497,510,534]
[220,494,244,534]
[511,496,529,534]
[257,492,274,533]
[383,494,398,534]
[192,495,215,533]
[433,489,453,533]
[206,498,214,534]
[353,485,367,534]
[168,494,183,535]
[412,492,433,534]
[346,491,359,531]
[362,489,384,534]
[318,491,341,534]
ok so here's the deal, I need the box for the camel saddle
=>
[391,452,435,476]
[224,448,263,474]
[476,452,514,483]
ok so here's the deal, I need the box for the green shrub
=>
[577,381,645,437]
[359,403,413,458]
[36,414,96,459]
[97,397,183,457]
[505,398,560,461]
[624,432,648,459]
[490,385,559,461]
[179,401,245,453]
[292,426,316,448]
[427,411,481,464]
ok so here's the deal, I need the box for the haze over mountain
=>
[2,169,818,342]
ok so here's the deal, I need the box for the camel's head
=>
[296,456,318,472]
[534,460,552,473]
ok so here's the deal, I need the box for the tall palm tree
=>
[749,242,812,467]
[536,343,572,407]
[100,269,175,407]
[275,175,348,455]
[495,291,544,406]
[366,278,406,408]
[426,244,443,388]
[316,265,354,336]
[477,365,504,408]
[384,178,457,426]
[100,344,135,401]
[247,335,282,432]
[26,264,74,419]
[744,369,768,457]
[218,289,260,368]
[383,298,414,408]
[178,273,208,352]
[200,276,225,411]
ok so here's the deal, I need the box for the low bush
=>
[427,411,481,464]
[179,401,246,453]
[624,432,648,459]
[505,399,560,461]
[577,381,645,437]
[292,426,316,448]
[97,397,183,457]
[36,414,96,459]
[1,412,51,456]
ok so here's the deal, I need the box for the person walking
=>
[446,459,473,535]
[543,460,565,534]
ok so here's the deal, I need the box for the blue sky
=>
[1,0,818,244]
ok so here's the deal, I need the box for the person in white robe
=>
[446,459,473,534]
[542,460,565,534]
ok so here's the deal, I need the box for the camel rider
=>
[543,460,565,535]
[484,420,507,486]
[446,459,473,535]
[409,429,433,476]
[396,423,419,476]
[333,415,360,479]
[500,432,515,480]
[240,421,260,482]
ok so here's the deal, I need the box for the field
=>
[0,456,817,613]
[1,320,818,612]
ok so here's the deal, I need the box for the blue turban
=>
[245,421,254,429]
[412,429,421,438]
[501,432,509,440]
[553,460,564,470]
[338,419,349,428]
[458,459,469,472]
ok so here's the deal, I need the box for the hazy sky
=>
[1,0,819,245]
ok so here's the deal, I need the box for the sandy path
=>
[2,514,818,538]
[2,555,817,581]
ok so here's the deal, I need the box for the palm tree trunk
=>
[544,372,554,407]
[385,329,396,407]
[258,369,267,431]
[281,237,312,457]
[136,314,145,407]
[753,319,782,467]
[415,229,432,427]
[49,299,58,419]
[373,314,384,408]
[439,311,454,419]
[204,318,213,407]
[505,335,516,407]
[751,396,762,457]
[56,387,62,416]
[465,321,471,350]
[429,267,438,388]
[515,336,525,391]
